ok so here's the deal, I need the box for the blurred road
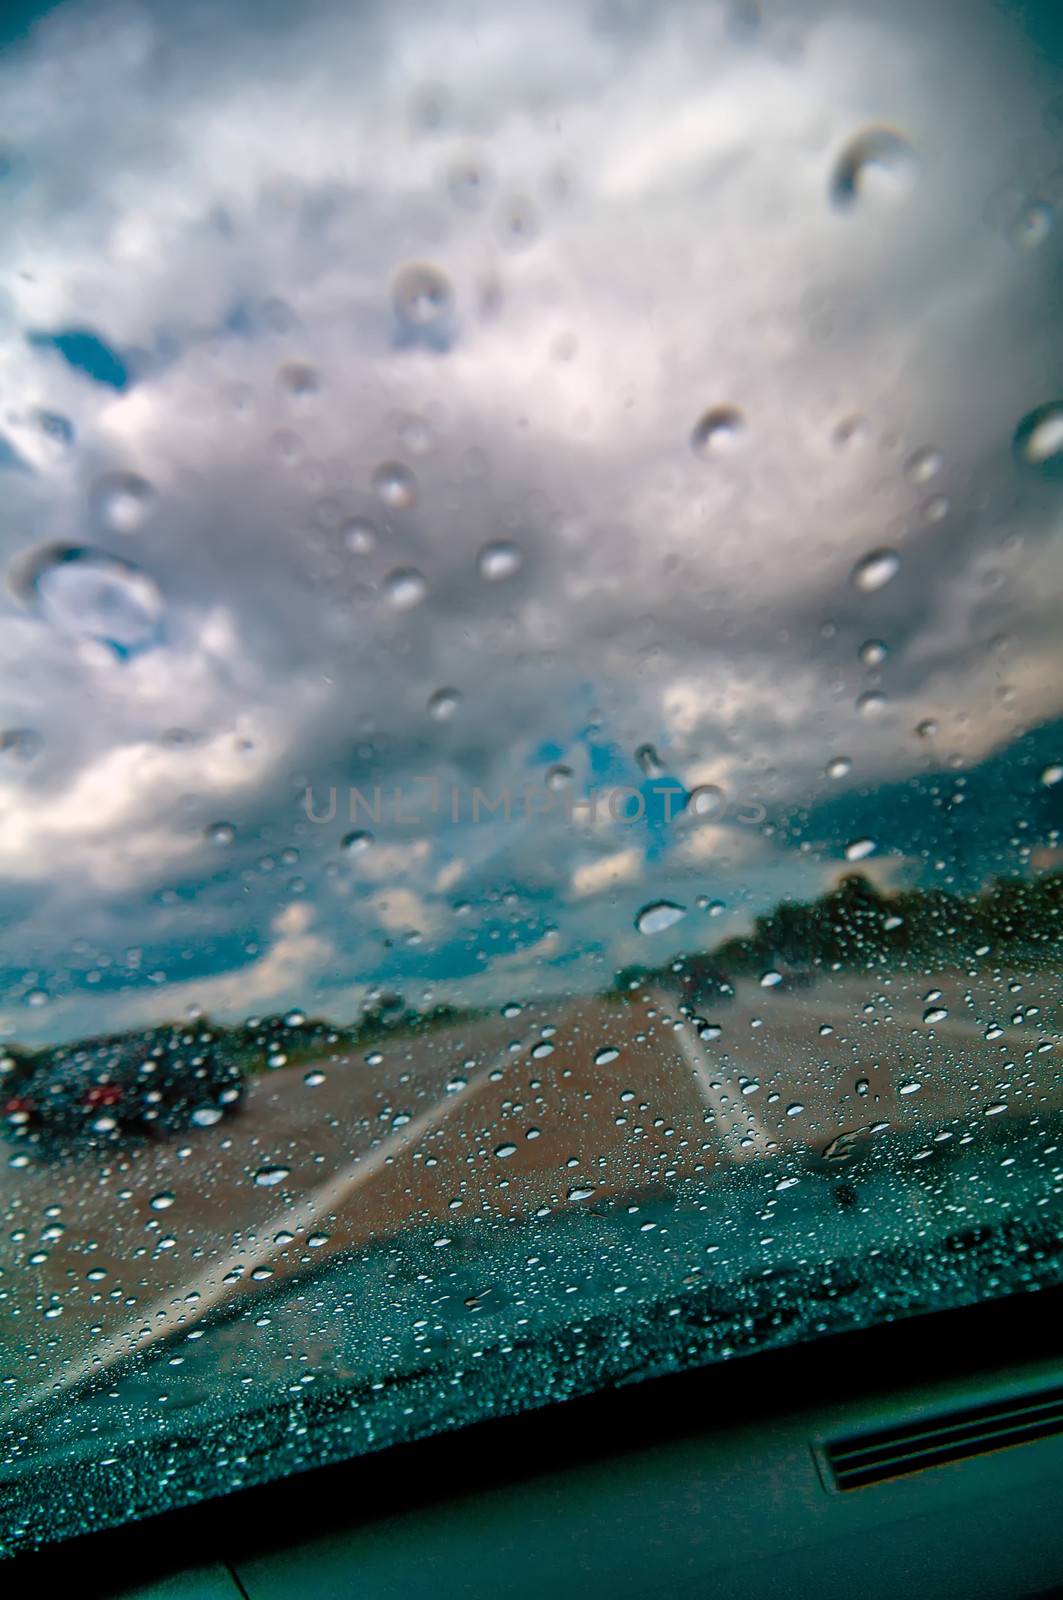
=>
[1,966,1059,1418]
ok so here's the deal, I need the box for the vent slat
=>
[830,1393,1063,1466]
[824,1385,1063,1491]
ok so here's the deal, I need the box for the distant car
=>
[1,1024,245,1152]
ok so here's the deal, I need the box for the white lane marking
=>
[651,988,774,1162]
[14,1050,503,1416]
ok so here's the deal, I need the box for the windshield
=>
[1,0,1062,1557]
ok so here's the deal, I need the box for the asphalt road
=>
[1,967,1059,1421]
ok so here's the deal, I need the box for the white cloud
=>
[0,0,1057,1039]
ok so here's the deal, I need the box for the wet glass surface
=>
[0,0,1061,1555]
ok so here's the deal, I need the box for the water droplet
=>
[254,1164,290,1187]
[898,1080,922,1096]
[760,970,783,988]
[150,1191,175,1211]
[191,1105,223,1127]
[1041,764,1063,787]
[496,195,539,250]
[906,447,942,484]
[635,743,664,778]
[37,409,74,450]
[1008,199,1053,251]
[428,687,461,721]
[830,126,915,209]
[304,1070,326,1087]
[0,728,43,763]
[392,262,453,329]
[859,639,888,666]
[342,518,377,555]
[342,830,373,854]
[494,1142,517,1160]
[448,157,491,209]
[827,756,852,779]
[477,540,522,581]
[1013,402,1063,469]
[833,414,867,450]
[786,1102,804,1117]
[277,361,320,397]
[567,1185,596,1202]
[916,718,938,738]
[687,784,725,820]
[636,900,686,935]
[383,567,428,610]
[595,1046,620,1065]
[10,543,164,653]
[855,1078,870,1097]
[844,837,876,861]
[206,821,236,847]
[923,1006,948,1024]
[93,471,156,535]
[857,690,887,717]
[372,460,418,508]
[546,763,573,791]
[690,405,744,456]
[851,548,900,593]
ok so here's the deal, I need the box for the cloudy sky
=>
[0,0,1059,1044]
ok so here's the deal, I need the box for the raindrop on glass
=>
[342,517,377,555]
[857,690,887,717]
[690,405,744,457]
[851,548,900,593]
[635,743,664,778]
[10,543,164,653]
[392,262,453,329]
[1013,402,1063,469]
[477,540,522,581]
[0,728,43,763]
[93,471,156,535]
[635,900,687,935]
[1008,199,1054,250]
[428,686,461,721]
[687,784,725,820]
[383,567,428,610]
[372,460,418,508]
[254,1164,290,1187]
[906,447,942,485]
[830,126,915,209]
[342,830,373,854]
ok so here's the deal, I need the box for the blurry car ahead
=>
[1,1023,245,1153]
